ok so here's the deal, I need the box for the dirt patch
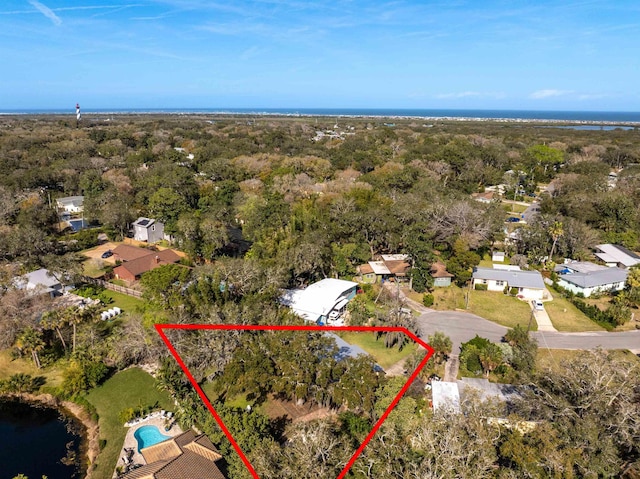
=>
[83,242,119,264]
[262,397,335,424]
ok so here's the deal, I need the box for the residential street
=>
[415,310,640,354]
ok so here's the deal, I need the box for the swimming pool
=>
[134,425,171,451]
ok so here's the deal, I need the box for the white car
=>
[532,300,544,311]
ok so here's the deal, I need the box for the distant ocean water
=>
[2,108,640,123]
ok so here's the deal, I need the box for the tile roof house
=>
[556,261,628,297]
[594,244,640,269]
[472,267,547,300]
[133,217,166,243]
[113,247,182,284]
[121,430,226,479]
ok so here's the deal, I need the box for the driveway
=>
[531,304,557,332]
[416,310,640,354]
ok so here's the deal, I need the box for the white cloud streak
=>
[530,89,573,99]
[28,0,61,25]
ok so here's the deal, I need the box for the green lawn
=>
[431,285,467,310]
[83,258,108,278]
[337,332,417,369]
[84,368,174,479]
[101,290,144,313]
[468,290,537,330]
[0,349,65,387]
[544,296,605,332]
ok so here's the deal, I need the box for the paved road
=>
[416,310,640,354]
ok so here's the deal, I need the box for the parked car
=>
[506,217,520,223]
[101,250,113,258]
[532,299,544,311]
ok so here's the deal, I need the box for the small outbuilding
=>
[430,262,454,287]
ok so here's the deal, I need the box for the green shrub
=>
[509,287,519,296]
[475,283,488,291]
[422,293,434,307]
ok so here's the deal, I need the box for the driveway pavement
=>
[531,304,557,332]
[415,310,640,354]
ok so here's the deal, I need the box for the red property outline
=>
[156,324,434,479]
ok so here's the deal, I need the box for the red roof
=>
[114,249,181,280]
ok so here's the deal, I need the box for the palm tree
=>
[428,331,453,364]
[40,310,67,352]
[548,220,564,260]
[16,327,45,369]
[478,343,503,377]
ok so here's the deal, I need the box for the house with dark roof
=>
[472,267,547,300]
[594,244,640,269]
[356,254,411,284]
[120,430,226,479]
[430,262,454,287]
[113,247,182,284]
[133,217,166,243]
[556,261,628,297]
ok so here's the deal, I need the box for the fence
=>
[83,277,143,298]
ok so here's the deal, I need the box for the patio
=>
[114,411,183,478]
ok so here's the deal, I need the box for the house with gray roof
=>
[594,244,640,269]
[14,268,64,297]
[472,267,547,300]
[56,195,84,215]
[556,261,628,297]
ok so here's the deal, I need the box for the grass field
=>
[101,290,144,312]
[337,332,417,369]
[0,349,65,387]
[543,296,605,332]
[467,290,537,330]
[84,368,174,479]
[431,285,467,310]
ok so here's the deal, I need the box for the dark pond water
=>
[0,398,85,479]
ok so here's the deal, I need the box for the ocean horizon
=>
[2,108,640,123]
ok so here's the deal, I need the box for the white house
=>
[56,196,84,214]
[594,244,640,269]
[556,261,628,297]
[132,217,165,243]
[281,278,358,325]
[14,268,63,297]
[472,267,547,300]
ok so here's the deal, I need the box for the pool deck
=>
[114,412,183,477]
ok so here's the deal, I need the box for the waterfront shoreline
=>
[1,109,640,125]
[0,393,99,479]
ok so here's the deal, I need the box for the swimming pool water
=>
[134,425,171,451]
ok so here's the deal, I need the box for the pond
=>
[0,398,86,479]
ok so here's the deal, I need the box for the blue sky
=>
[1,0,639,110]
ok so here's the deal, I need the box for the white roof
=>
[56,196,84,207]
[368,261,391,275]
[281,278,358,322]
[595,244,640,268]
[14,268,60,292]
[431,381,460,413]
[380,254,409,261]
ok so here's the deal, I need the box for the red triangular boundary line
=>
[156,324,434,479]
